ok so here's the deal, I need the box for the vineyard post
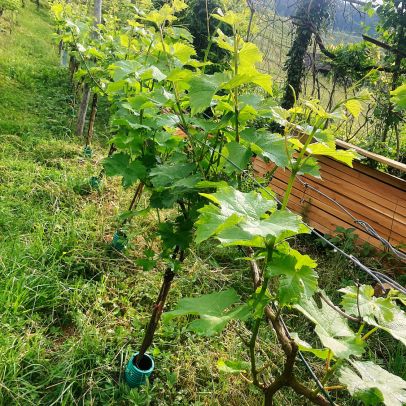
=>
[76,0,102,138]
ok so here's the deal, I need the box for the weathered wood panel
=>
[252,157,406,251]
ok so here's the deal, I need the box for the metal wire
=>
[278,316,336,405]
[186,133,405,292]
[296,176,406,261]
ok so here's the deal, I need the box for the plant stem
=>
[281,122,322,209]
[249,276,269,389]
[249,318,262,388]
[137,247,183,364]
[233,30,240,143]
[362,326,378,341]
[281,170,296,210]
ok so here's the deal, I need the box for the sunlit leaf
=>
[339,285,395,324]
[290,333,331,360]
[164,289,249,336]
[345,99,362,118]
[217,359,250,374]
[295,295,365,359]
[267,245,318,305]
[339,361,406,406]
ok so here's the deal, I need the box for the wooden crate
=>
[252,154,406,251]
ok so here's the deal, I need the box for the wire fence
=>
[296,176,406,261]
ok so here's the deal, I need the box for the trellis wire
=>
[185,135,406,403]
[296,176,406,261]
[277,314,336,405]
[187,133,405,294]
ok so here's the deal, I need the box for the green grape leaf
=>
[291,140,357,167]
[391,83,406,111]
[109,60,141,81]
[298,157,321,178]
[197,187,307,248]
[260,106,290,126]
[214,28,234,52]
[217,359,250,374]
[170,42,196,64]
[150,189,179,209]
[187,304,249,336]
[239,42,262,71]
[138,65,167,82]
[267,247,318,305]
[223,141,252,173]
[150,162,195,188]
[247,286,272,319]
[172,0,187,12]
[200,186,276,219]
[158,218,194,251]
[290,333,331,360]
[339,361,406,406]
[103,153,146,188]
[166,68,193,84]
[345,99,362,118]
[212,10,244,27]
[164,289,249,336]
[302,125,335,149]
[241,128,292,168]
[339,285,395,324]
[188,73,226,114]
[165,289,239,319]
[195,206,241,244]
[251,72,273,95]
[387,289,406,306]
[377,306,406,346]
[222,72,273,95]
[295,296,365,359]
[339,284,406,345]
[237,210,305,242]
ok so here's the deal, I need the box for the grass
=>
[0,4,404,406]
[0,5,265,405]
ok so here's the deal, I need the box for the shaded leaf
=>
[103,153,146,188]
[223,141,252,173]
[267,246,318,305]
[164,289,249,336]
[188,73,226,114]
[241,128,292,168]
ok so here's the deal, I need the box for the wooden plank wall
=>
[252,156,406,251]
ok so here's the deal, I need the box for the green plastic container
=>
[125,352,154,388]
[83,145,93,158]
[112,230,128,251]
[88,176,101,189]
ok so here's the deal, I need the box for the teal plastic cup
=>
[112,230,127,251]
[88,176,101,189]
[125,352,154,388]
[83,145,92,158]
